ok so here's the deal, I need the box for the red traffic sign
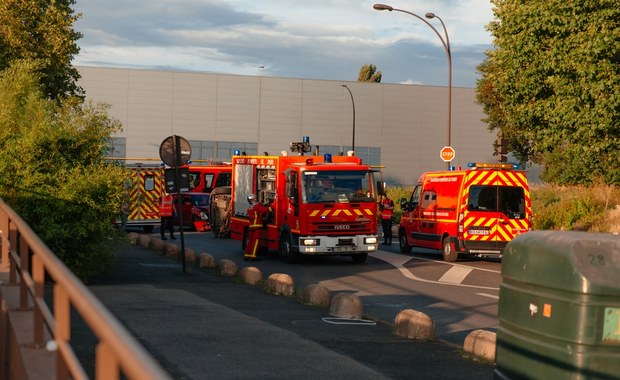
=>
[440,146,455,162]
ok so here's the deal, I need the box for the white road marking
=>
[476,293,500,300]
[372,250,500,291]
[439,266,473,284]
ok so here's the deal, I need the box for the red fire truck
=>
[186,164,232,193]
[222,142,380,263]
[398,162,532,261]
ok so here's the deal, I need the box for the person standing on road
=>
[380,192,394,245]
[244,194,272,261]
[159,193,176,240]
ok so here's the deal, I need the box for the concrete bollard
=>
[240,266,263,285]
[394,309,435,341]
[218,259,238,277]
[163,243,180,258]
[265,273,295,296]
[149,238,165,252]
[127,232,140,243]
[302,284,331,308]
[136,234,151,248]
[182,248,196,263]
[198,253,216,269]
[464,329,496,363]
[329,293,363,319]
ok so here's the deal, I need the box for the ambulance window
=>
[215,173,231,187]
[499,187,526,218]
[468,186,496,211]
[189,172,200,190]
[203,174,215,191]
[144,175,155,191]
[421,191,436,208]
[410,185,421,207]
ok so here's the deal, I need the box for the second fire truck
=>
[218,140,380,263]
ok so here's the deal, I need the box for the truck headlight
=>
[364,237,377,244]
[302,238,319,246]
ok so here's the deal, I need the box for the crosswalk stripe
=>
[438,266,473,284]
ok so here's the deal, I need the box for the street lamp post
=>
[341,84,356,154]
[373,4,452,166]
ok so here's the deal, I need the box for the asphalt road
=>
[80,234,496,379]
[153,229,502,346]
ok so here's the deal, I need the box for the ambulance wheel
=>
[279,233,299,264]
[442,237,458,262]
[351,253,368,264]
[399,230,412,254]
[143,226,154,233]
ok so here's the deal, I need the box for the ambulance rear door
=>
[461,175,528,252]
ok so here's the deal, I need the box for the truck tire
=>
[442,237,458,262]
[279,233,300,264]
[351,253,368,263]
[143,226,154,233]
[399,229,412,254]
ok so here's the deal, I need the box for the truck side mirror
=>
[376,181,384,196]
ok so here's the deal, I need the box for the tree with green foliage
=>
[358,64,382,82]
[476,0,620,185]
[0,61,127,281]
[0,0,83,100]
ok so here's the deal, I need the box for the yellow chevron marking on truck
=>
[309,208,374,217]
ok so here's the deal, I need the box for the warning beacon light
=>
[289,136,312,155]
[324,153,333,163]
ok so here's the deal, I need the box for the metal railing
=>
[0,198,170,380]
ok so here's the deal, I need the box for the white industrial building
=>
[77,66,498,186]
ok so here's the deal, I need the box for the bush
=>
[0,61,127,281]
[531,183,620,233]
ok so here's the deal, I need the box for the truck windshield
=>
[302,170,375,204]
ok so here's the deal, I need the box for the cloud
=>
[72,0,494,87]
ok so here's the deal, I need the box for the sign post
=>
[159,135,192,273]
[440,146,456,165]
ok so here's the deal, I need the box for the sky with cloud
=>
[72,1,496,88]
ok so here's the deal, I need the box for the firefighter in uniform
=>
[244,194,272,261]
[380,192,394,245]
[159,193,176,240]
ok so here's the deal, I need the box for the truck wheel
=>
[399,229,412,254]
[279,233,299,264]
[143,226,154,233]
[442,237,458,262]
[351,253,368,264]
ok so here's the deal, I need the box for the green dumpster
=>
[496,231,620,379]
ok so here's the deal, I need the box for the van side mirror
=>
[399,198,409,211]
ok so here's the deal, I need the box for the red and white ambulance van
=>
[398,163,532,261]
